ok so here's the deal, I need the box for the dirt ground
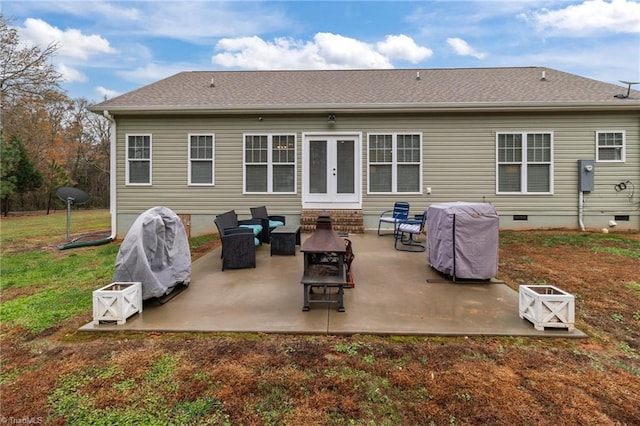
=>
[1,230,639,425]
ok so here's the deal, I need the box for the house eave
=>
[90,101,640,116]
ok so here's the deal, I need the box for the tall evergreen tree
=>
[0,133,19,213]
[1,136,43,215]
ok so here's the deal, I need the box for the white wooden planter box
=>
[519,285,575,331]
[93,282,142,325]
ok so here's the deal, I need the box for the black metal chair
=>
[250,206,286,243]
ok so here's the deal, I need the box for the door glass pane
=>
[309,140,327,194]
[337,139,354,194]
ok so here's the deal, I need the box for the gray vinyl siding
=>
[115,115,306,212]
[418,112,639,230]
[112,111,639,236]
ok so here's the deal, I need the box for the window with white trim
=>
[126,134,151,185]
[496,132,552,194]
[368,133,421,193]
[188,134,214,185]
[244,134,296,193]
[596,131,625,162]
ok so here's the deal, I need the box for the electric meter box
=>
[578,160,594,192]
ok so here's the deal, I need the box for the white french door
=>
[302,133,361,209]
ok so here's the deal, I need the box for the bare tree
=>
[64,98,111,206]
[0,13,61,145]
[0,14,110,212]
[0,14,70,212]
[0,14,61,134]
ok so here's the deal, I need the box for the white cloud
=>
[214,36,316,69]
[213,33,433,70]
[446,37,487,59]
[313,33,393,68]
[95,86,121,100]
[57,63,87,83]
[528,0,640,35]
[376,34,433,63]
[19,18,116,60]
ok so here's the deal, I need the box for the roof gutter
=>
[89,101,640,116]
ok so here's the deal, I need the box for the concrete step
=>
[300,209,364,234]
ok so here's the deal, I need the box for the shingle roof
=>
[91,67,640,113]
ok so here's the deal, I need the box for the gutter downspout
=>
[578,191,586,231]
[104,110,117,241]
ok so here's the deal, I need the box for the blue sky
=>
[4,0,640,102]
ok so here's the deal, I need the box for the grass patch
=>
[500,230,640,253]
[254,382,294,425]
[0,244,119,334]
[593,245,640,258]
[1,286,91,334]
[628,283,640,297]
[1,244,119,290]
[48,356,230,425]
[189,233,219,250]
[0,210,110,252]
[0,211,120,334]
[333,341,363,356]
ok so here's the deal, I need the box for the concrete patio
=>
[81,232,585,337]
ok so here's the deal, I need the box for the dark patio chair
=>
[250,206,286,243]
[214,210,262,271]
[377,201,410,236]
[394,211,427,252]
[216,210,263,245]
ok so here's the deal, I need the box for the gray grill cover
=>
[113,206,191,300]
[427,202,499,280]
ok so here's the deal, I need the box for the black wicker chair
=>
[250,206,286,244]
[214,211,261,271]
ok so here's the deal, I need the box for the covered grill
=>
[427,202,499,280]
[113,206,191,300]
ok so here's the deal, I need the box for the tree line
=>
[1,14,110,215]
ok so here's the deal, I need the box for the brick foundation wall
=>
[300,209,364,234]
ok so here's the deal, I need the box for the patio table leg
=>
[337,285,345,312]
[302,283,311,311]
